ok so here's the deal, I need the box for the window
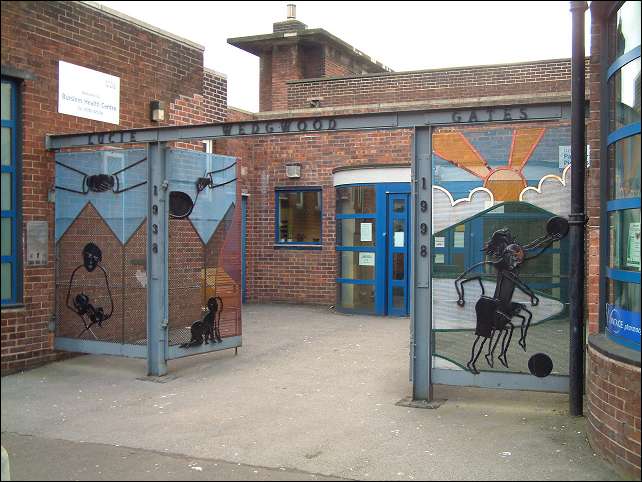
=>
[602,1,640,351]
[1,78,20,305]
[275,187,322,245]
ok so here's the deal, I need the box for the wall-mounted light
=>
[150,100,165,122]
[286,163,301,178]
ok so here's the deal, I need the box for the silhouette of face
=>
[503,244,524,270]
[82,243,102,272]
[207,297,219,313]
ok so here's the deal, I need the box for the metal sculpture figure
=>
[454,216,569,374]
[55,157,147,195]
[169,162,237,219]
[66,243,113,339]
[180,296,223,348]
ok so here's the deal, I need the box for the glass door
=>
[387,193,409,316]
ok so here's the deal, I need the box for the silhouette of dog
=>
[181,296,223,348]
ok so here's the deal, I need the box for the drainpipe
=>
[569,0,588,417]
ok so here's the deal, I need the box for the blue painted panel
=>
[167,149,237,244]
[55,149,148,243]
[607,46,641,80]
[607,122,641,145]
[606,198,641,211]
[606,268,641,284]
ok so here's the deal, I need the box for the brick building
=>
[1,1,639,478]
[1,0,230,374]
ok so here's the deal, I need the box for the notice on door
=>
[360,222,373,242]
[359,252,375,266]
[394,231,405,247]
[58,61,120,125]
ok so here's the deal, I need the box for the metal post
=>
[147,142,169,377]
[569,0,588,417]
[411,127,433,401]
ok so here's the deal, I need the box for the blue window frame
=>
[1,77,20,305]
[601,1,640,351]
[275,186,322,248]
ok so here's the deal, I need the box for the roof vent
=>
[287,4,296,19]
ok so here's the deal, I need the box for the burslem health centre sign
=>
[58,61,120,125]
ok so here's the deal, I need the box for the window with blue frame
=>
[1,77,20,305]
[602,1,640,351]
[275,187,322,245]
[335,185,377,313]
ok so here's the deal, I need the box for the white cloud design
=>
[519,165,571,217]
[433,186,494,233]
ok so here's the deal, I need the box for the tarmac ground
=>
[1,304,623,481]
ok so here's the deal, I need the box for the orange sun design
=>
[433,128,546,201]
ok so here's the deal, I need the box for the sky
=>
[97,1,592,112]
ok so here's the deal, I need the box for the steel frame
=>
[46,102,572,391]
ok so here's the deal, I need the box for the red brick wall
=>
[259,51,273,113]
[587,347,641,479]
[259,42,384,112]
[203,69,228,123]
[323,46,367,78]
[0,1,227,375]
[586,14,603,336]
[217,129,413,305]
[227,107,256,123]
[302,45,324,79]
[287,59,581,110]
[268,44,306,112]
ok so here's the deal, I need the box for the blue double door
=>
[335,182,410,316]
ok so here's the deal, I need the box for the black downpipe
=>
[569,0,588,417]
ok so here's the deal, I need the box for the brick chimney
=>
[228,3,392,112]
[273,4,307,34]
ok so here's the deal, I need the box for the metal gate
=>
[412,125,572,395]
[53,146,241,374]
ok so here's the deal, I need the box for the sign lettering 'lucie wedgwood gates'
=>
[58,61,120,125]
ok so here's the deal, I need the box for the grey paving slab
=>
[1,304,623,481]
[1,433,344,481]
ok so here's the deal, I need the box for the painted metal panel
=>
[46,105,568,150]
[54,337,147,358]
[432,368,569,393]
[167,335,242,359]
[411,127,433,400]
[146,142,168,376]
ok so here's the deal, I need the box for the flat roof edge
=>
[80,1,205,51]
[228,29,392,73]
[286,57,579,84]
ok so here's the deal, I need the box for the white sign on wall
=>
[58,61,120,125]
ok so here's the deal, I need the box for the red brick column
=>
[587,345,641,479]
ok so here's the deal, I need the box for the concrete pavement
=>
[1,304,623,480]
